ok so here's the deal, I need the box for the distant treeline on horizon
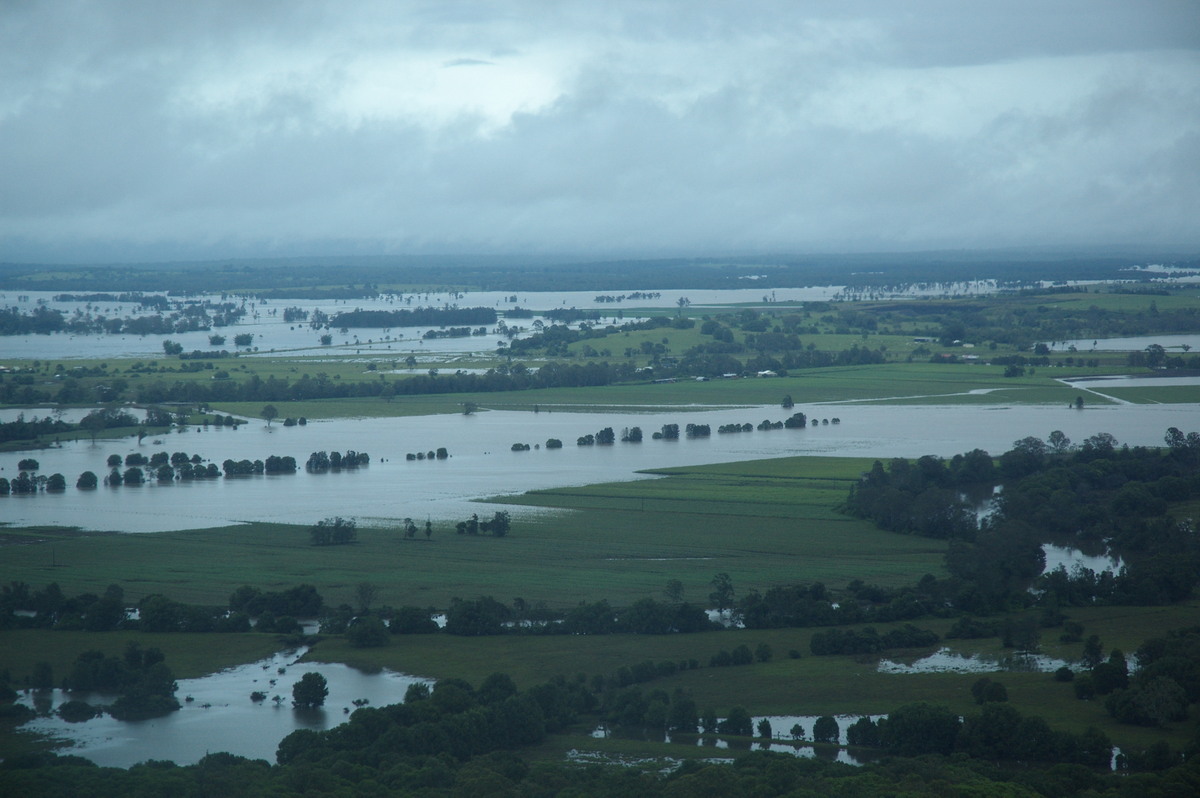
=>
[2,251,1196,296]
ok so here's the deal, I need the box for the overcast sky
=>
[1,0,1198,263]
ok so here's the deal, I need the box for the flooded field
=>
[2,402,1195,532]
[17,647,429,767]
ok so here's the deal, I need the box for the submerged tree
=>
[292,672,328,707]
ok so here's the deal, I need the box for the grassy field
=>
[196,360,1166,422]
[301,601,1199,751]
[0,455,945,612]
[0,630,282,682]
[3,601,1193,753]
[4,284,1197,764]
[1079,384,1200,404]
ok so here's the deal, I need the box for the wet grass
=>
[1079,385,1200,404]
[0,455,944,612]
[0,630,284,683]
[303,600,1199,751]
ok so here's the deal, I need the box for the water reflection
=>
[1042,544,1123,577]
[6,280,1135,362]
[589,714,884,766]
[2,288,849,361]
[877,647,1071,674]
[1048,334,1200,352]
[2,402,1196,533]
[17,647,430,767]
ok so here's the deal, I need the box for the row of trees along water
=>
[0,448,370,494]
[0,406,250,447]
[7,428,1197,639]
[0,298,246,336]
[517,412,815,450]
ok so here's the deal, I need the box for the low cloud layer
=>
[2,0,1197,262]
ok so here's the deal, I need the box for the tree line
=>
[329,306,497,328]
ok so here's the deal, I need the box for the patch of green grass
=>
[1078,385,1200,404]
[0,456,944,613]
[304,600,1199,751]
[0,630,283,684]
[213,396,473,420]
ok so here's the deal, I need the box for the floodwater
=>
[1,280,1090,362]
[877,647,1071,675]
[1,287,845,361]
[3,402,1197,533]
[590,713,887,766]
[17,647,429,767]
[1042,544,1124,576]
[1047,334,1200,353]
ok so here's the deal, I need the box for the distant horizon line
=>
[3,243,1198,270]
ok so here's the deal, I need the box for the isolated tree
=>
[664,579,685,604]
[261,405,279,426]
[292,672,328,707]
[486,511,511,537]
[813,715,840,744]
[31,662,54,690]
[1047,430,1071,453]
[709,573,735,614]
[404,682,430,703]
[347,616,389,648]
[354,582,377,614]
[717,706,752,736]
[79,411,109,443]
[310,517,356,546]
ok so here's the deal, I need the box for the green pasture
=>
[2,601,1194,752]
[203,361,1094,420]
[468,362,1125,412]
[0,455,944,612]
[213,395,474,420]
[0,630,281,684]
[304,600,1199,751]
[1077,384,1200,404]
[1044,290,1200,313]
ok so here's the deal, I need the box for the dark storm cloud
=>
[1,0,1197,261]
